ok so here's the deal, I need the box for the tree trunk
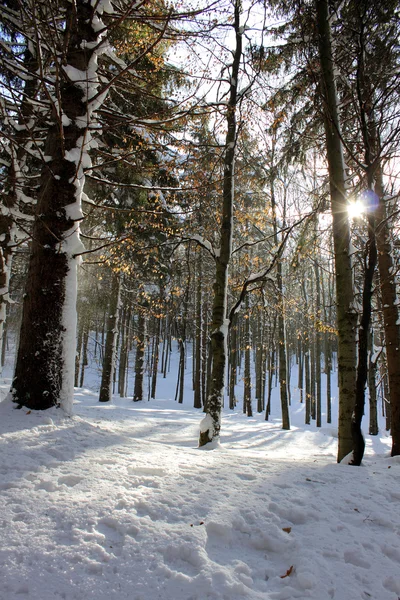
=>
[12,1,104,412]
[0,39,39,357]
[99,274,122,403]
[316,0,358,461]
[133,311,146,402]
[79,327,89,389]
[229,315,238,410]
[151,316,161,400]
[199,1,242,446]
[368,328,378,436]
[375,180,400,456]
[270,154,290,430]
[194,252,203,408]
[243,296,252,417]
[314,260,322,427]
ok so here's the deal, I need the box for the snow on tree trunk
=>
[12,0,111,412]
[198,1,242,447]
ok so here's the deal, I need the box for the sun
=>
[347,198,365,219]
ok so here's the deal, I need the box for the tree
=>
[10,0,178,412]
[315,0,358,462]
[198,0,243,446]
[12,0,111,412]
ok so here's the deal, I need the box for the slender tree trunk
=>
[316,0,358,461]
[119,304,131,398]
[133,311,146,402]
[375,177,400,456]
[368,328,378,436]
[151,316,161,400]
[79,328,89,389]
[194,252,203,408]
[305,351,311,425]
[99,274,121,403]
[243,296,252,417]
[229,315,238,409]
[298,336,303,403]
[270,155,290,430]
[75,312,85,387]
[199,2,242,446]
[314,260,322,427]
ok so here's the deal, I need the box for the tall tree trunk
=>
[314,260,322,427]
[133,311,146,402]
[0,38,39,357]
[199,1,242,446]
[305,350,311,425]
[368,328,378,436]
[316,0,357,461]
[151,316,161,400]
[118,304,131,398]
[270,152,290,430]
[79,327,89,389]
[375,176,400,456]
[229,314,238,410]
[243,296,252,417]
[298,335,303,403]
[194,252,203,408]
[12,1,105,412]
[99,274,122,403]
[75,310,85,387]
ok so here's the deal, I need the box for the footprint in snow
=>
[343,550,371,569]
[58,475,83,487]
[127,466,167,477]
[93,516,139,556]
[236,473,257,481]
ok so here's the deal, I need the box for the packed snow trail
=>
[1,387,400,600]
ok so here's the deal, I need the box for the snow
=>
[0,348,399,600]
[190,234,216,258]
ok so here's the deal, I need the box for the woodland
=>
[1,0,400,467]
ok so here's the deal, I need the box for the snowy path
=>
[1,390,400,600]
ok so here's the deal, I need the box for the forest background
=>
[0,0,400,466]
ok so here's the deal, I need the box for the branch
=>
[228,210,314,323]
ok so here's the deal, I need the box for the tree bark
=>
[199,1,242,446]
[99,273,121,403]
[316,0,357,461]
[133,311,146,402]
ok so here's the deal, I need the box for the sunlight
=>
[347,197,366,219]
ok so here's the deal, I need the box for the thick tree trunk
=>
[12,1,104,412]
[316,0,357,461]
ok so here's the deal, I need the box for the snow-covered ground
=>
[1,345,400,600]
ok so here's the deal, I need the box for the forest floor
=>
[1,353,400,600]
